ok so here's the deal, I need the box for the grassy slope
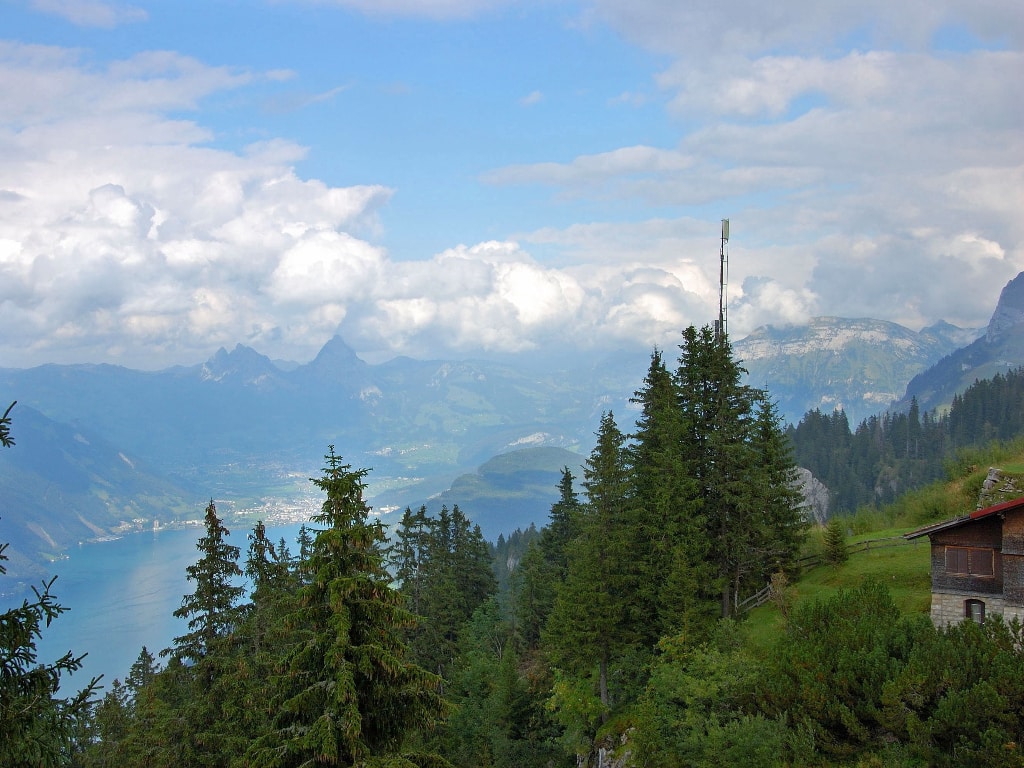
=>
[745,439,1024,648]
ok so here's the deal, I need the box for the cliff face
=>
[986,273,1024,343]
[898,271,1024,415]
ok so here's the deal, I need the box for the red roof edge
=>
[970,495,1024,519]
[905,494,1024,540]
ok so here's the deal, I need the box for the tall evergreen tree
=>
[513,467,582,649]
[737,395,806,594]
[628,348,712,640]
[675,326,802,616]
[546,412,638,720]
[168,500,244,664]
[394,504,497,681]
[247,447,446,767]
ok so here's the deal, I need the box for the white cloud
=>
[520,90,543,106]
[4,1,1024,371]
[0,42,729,368]
[30,0,147,28]
[485,3,1024,336]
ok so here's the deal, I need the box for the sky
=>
[1,0,1022,369]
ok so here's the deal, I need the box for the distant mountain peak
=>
[986,272,1024,343]
[292,335,369,389]
[309,335,362,364]
[200,343,280,385]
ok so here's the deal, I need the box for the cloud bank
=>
[1,0,1022,370]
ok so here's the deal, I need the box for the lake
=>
[1,520,307,694]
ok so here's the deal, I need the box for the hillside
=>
[400,446,586,541]
[0,405,195,580]
[896,272,1024,414]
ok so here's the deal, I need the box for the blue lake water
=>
[1,521,306,694]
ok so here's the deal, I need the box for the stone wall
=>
[931,589,1024,627]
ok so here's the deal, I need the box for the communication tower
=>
[716,218,730,340]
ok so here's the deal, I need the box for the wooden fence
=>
[737,535,922,612]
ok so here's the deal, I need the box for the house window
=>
[965,599,986,624]
[945,546,995,577]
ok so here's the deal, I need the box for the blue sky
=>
[1,0,1022,368]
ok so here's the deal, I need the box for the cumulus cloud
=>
[488,1,1024,335]
[0,41,717,369]
[4,0,1023,371]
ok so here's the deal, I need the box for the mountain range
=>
[3,273,1024,579]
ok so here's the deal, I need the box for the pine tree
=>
[824,517,849,566]
[513,467,582,649]
[247,446,446,767]
[168,499,244,664]
[628,348,712,640]
[546,412,638,720]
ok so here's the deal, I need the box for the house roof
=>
[903,495,1024,540]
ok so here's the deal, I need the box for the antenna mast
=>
[717,218,730,340]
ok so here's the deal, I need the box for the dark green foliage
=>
[676,327,804,617]
[248,446,447,767]
[546,412,639,720]
[391,503,498,680]
[628,350,711,641]
[634,621,791,768]
[880,615,1024,766]
[791,369,1024,516]
[168,499,244,665]
[511,468,580,649]
[442,598,564,768]
[0,566,100,767]
[1,400,15,447]
[763,582,924,755]
[823,516,849,565]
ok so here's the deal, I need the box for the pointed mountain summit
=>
[200,343,282,387]
[305,335,366,373]
[986,272,1024,343]
[292,335,371,396]
[898,271,1024,414]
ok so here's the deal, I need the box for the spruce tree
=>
[824,517,849,566]
[737,394,806,593]
[628,348,712,640]
[247,446,446,767]
[513,467,582,649]
[168,499,244,664]
[674,326,803,617]
[546,412,637,720]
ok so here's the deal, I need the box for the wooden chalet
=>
[905,495,1024,626]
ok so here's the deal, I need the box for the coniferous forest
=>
[789,366,1024,515]
[4,328,1024,767]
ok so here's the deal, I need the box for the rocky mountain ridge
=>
[735,317,981,424]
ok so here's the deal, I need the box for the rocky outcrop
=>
[795,467,830,524]
[977,467,1024,509]
[986,273,1024,343]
